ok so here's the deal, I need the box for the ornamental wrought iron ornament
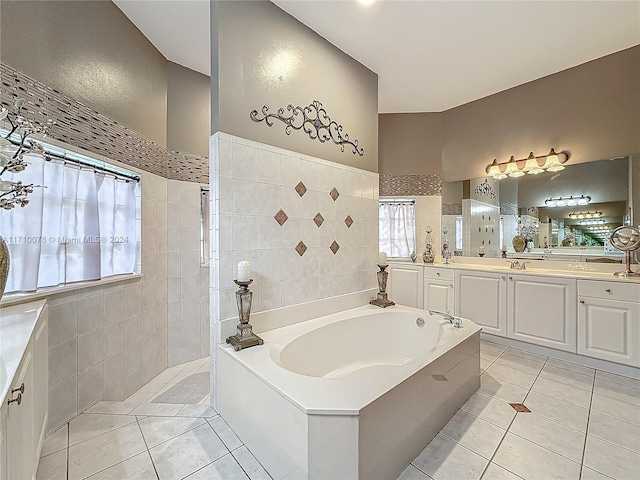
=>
[249,100,364,156]
[473,179,497,199]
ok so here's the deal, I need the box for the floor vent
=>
[509,403,531,413]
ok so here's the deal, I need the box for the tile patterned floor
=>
[37,343,640,480]
[36,401,270,480]
[124,357,211,405]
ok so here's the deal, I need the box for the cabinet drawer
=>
[578,280,640,302]
[424,266,454,281]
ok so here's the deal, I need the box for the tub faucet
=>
[429,310,462,328]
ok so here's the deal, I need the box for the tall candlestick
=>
[237,260,251,282]
[479,245,485,254]
[378,251,388,266]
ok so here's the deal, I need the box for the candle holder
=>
[226,279,264,351]
[478,252,485,257]
[370,265,395,308]
[501,249,508,258]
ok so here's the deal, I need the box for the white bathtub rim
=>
[218,304,481,415]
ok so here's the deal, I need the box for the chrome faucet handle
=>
[508,260,519,269]
[521,261,531,270]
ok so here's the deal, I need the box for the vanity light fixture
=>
[568,210,601,219]
[486,148,569,180]
[546,195,591,208]
[580,219,605,225]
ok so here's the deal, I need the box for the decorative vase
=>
[0,236,9,299]
[422,226,435,263]
[512,235,526,253]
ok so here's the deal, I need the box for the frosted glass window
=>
[379,199,416,258]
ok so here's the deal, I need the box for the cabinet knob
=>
[605,289,612,293]
[7,393,22,406]
[449,283,453,288]
[509,276,513,281]
[11,383,24,396]
[501,275,506,280]
[579,300,585,304]
[436,272,440,276]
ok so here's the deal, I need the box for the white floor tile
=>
[523,391,589,432]
[583,435,640,480]
[231,446,272,480]
[184,453,249,480]
[590,393,640,426]
[493,432,581,480]
[503,348,547,364]
[138,415,207,448]
[481,463,523,480]
[85,451,157,479]
[579,466,614,480]
[531,376,592,409]
[595,370,640,390]
[485,363,538,389]
[69,413,137,447]
[478,374,529,403]
[539,364,595,392]
[587,411,640,453]
[150,365,184,384]
[509,413,586,463]
[461,392,517,430]
[175,404,217,417]
[481,341,507,354]
[593,377,640,406]
[41,426,68,457]
[494,352,544,375]
[149,423,228,479]
[125,390,158,403]
[480,350,502,363]
[129,402,184,416]
[412,434,489,480]
[209,415,243,450]
[398,464,433,480]
[36,449,67,480]
[546,358,594,377]
[68,422,147,480]
[440,410,506,459]
[85,401,139,415]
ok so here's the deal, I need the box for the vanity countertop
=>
[388,258,640,284]
[0,299,47,406]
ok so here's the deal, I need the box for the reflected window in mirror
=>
[379,199,416,258]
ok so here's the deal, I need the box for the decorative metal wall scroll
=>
[473,179,497,199]
[250,100,364,156]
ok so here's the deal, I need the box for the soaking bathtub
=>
[218,304,481,480]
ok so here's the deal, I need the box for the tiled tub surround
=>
[167,179,210,367]
[209,133,380,404]
[218,305,481,480]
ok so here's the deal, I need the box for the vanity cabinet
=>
[388,264,424,308]
[0,301,48,480]
[424,267,455,313]
[577,280,640,367]
[455,270,507,336]
[507,275,577,352]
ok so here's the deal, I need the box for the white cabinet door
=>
[508,275,577,352]
[578,297,640,366]
[424,279,454,313]
[388,265,424,308]
[455,270,507,335]
[33,311,48,457]
[7,350,35,480]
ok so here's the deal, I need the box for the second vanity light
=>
[486,148,569,179]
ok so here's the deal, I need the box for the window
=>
[200,187,210,265]
[0,141,141,294]
[379,199,416,258]
[455,216,463,251]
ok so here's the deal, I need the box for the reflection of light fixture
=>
[486,148,569,180]
[569,210,602,219]
[580,219,605,225]
[546,195,591,207]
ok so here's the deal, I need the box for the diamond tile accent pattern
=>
[295,241,308,256]
[313,213,324,227]
[329,187,340,201]
[295,181,307,197]
[330,241,340,254]
[274,209,288,226]
[344,215,353,228]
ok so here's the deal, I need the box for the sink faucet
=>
[429,310,462,328]
[508,260,531,270]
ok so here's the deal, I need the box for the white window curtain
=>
[379,200,416,258]
[0,153,138,294]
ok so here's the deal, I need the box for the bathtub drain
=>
[416,317,425,327]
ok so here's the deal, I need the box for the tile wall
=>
[209,133,380,406]
[167,179,210,366]
[462,199,501,257]
[45,170,169,433]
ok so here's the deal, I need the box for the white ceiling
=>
[113,0,640,112]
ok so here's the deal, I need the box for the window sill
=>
[0,273,143,308]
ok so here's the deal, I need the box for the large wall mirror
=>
[441,154,639,260]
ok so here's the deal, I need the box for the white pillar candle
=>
[479,245,485,254]
[237,260,251,282]
[501,244,507,251]
[378,251,388,266]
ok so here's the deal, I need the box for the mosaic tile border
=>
[0,61,208,183]
[500,202,518,216]
[379,174,442,196]
[442,203,462,216]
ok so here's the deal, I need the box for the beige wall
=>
[167,62,211,157]
[0,0,168,147]
[378,113,443,175]
[633,156,640,226]
[212,1,378,172]
[442,46,640,182]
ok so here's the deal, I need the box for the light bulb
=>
[523,152,544,175]
[544,148,565,172]
[566,197,577,206]
[487,159,506,179]
[577,195,590,205]
[556,198,567,207]
[504,156,523,177]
